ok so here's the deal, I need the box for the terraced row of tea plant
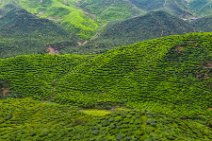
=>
[0,33,211,140]
[0,98,211,141]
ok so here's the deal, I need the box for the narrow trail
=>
[89,23,108,41]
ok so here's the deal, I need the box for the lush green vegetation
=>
[1,98,211,141]
[0,6,80,58]
[83,11,212,53]
[84,11,195,53]
[0,1,212,58]
[192,16,212,32]
[0,7,67,36]
[0,33,211,107]
[188,0,212,17]
[0,23,211,140]
[78,0,144,22]
[0,54,92,99]
[0,1,211,140]
[55,33,212,109]
[0,0,99,39]
[0,0,211,40]
[0,33,211,140]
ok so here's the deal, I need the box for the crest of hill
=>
[0,33,211,109]
[130,0,192,18]
[56,33,212,108]
[0,33,212,141]
[102,11,194,38]
[188,0,212,17]
[0,0,99,39]
[0,6,68,36]
[0,5,81,58]
[192,16,212,32]
[83,11,194,53]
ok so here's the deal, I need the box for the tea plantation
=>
[0,33,211,140]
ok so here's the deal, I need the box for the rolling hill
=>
[0,6,67,36]
[0,0,99,39]
[0,2,211,57]
[0,32,211,140]
[0,5,80,58]
[83,11,195,53]
[0,0,211,40]
[188,0,212,17]
[0,0,211,140]
[78,0,144,21]
[130,0,192,18]
[192,16,212,32]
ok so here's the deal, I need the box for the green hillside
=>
[192,16,212,32]
[0,7,67,36]
[0,33,211,140]
[130,0,192,18]
[0,0,99,39]
[0,54,91,99]
[56,33,212,108]
[83,11,195,53]
[0,5,81,58]
[188,0,212,17]
[1,33,211,107]
[79,0,144,21]
[0,0,211,40]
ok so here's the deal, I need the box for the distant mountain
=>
[78,0,144,21]
[0,0,211,39]
[188,0,212,17]
[0,1,211,57]
[83,11,195,53]
[192,16,212,32]
[0,7,68,36]
[0,6,80,58]
[0,0,99,39]
[130,0,192,18]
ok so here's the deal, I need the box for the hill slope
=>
[0,7,67,36]
[0,33,211,108]
[56,33,212,108]
[130,0,192,18]
[188,0,212,17]
[192,16,212,32]
[1,0,211,40]
[0,6,81,58]
[0,33,211,140]
[83,11,195,53]
[0,0,99,39]
[78,0,144,21]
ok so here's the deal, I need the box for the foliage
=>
[0,6,80,58]
[0,33,211,140]
[0,98,211,141]
[78,0,144,22]
[0,0,99,39]
[192,16,212,32]
[83,11,212,53]
[188,0,212,17]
